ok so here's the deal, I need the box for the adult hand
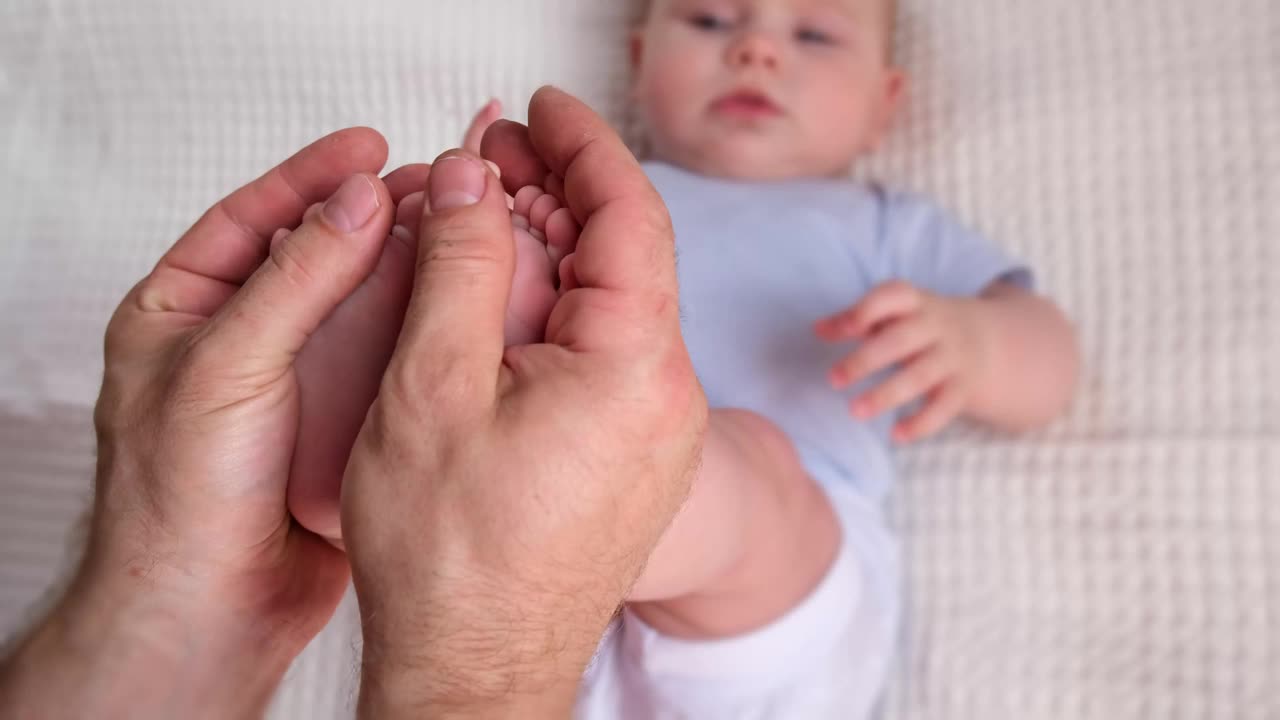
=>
[1,129,402,718]
[344,86,707,716]
[285,100,504,544]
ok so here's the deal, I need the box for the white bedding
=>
[1,1,1276,717]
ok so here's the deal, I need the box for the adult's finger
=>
[393,151,512,403]
[488,87,675,295]
[163,128,388,287]
[197,173,395,378]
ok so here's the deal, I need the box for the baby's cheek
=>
[807,97,873,167]
[639,60,708,143]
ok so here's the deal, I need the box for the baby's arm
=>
[955,282,1079,431]
[626,410,841,640]
[819,280,1080,441]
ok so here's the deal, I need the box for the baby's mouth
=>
[710,90,784,120]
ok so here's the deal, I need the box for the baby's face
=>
[633,0,903,180]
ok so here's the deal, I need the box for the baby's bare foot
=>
[393,184,579,345]
[282,201,416,544]
[507,185,579,345]
[284,179,581,543]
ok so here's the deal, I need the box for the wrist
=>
[2,551,299,719]
[358,663,579,720]
[355,578,599,719]
[947,294,993,409]
[358,622,585,719]
[953,293,1009,420]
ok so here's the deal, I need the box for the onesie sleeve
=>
[876,190,1034,297]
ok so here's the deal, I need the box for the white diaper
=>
[575,482,900,719]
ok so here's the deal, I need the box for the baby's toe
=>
[545,207,580,266]
[529,193,560,230]
[270,227,291,250]
[395,191,425,237]
[513,185,543,218]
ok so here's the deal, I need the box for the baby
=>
[571,0,1079,716]
[285,0,1079,715]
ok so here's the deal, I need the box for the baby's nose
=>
[727,32,781,70]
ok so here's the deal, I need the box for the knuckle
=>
[421,222,507,268]
[889,382,913,406]
[888,328,915,354]
[267,234,321,290]
[892,372,920,401]
[383,351,488,424]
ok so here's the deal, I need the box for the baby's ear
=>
[882,69,906,121]
[630,29,646,71]
[868,69,908,151]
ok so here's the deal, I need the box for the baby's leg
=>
[627,409,842,639]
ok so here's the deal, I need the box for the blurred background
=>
[1,1,1276,718]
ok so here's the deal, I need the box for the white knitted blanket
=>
[1,1,1276,718]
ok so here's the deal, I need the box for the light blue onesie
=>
[576,161,1032,720]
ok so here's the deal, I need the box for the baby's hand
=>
[815,281,989,443]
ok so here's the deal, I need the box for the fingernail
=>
[323,175,380,233]
[484,160,502,178]
[391,225,413,244]
[270,227,290,249]
[429,156,486,211]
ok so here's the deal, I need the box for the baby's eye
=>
[689,12,734,32]
[796,27,836,45]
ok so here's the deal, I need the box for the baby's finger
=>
[851,351,949,420]
[894,384,966,443]
[829,318,934,389]
[816,281,922,341]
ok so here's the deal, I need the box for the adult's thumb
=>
[197,173,393,378]
[392,151,513,406]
